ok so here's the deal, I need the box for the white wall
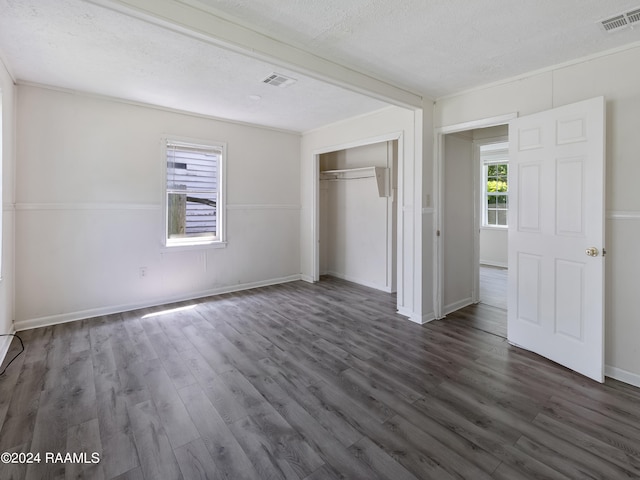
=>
[301,106,432,323]
[479,228,508,267]
[14,85,301,329]
[0,58,16,362]
[319,141,395,291]
[435,45,640,385]
[442,133,475,313]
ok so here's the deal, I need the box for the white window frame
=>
[162,136,226,248]
[480,141,509,229]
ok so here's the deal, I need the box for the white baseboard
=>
[605,365,640,388]
[325,271,391,293]
[397,308,436,325]
[480,260,508,268]
[422,312,437,323]
[443,297,474,316]
[300,274,314,283]
[0,327,17,367]
[14,274,302,331]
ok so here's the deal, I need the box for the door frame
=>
[434,113,517,319]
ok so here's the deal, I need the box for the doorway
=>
[477,136,509,311]
[435,114,516,325]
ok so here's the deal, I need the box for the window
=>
[164,138,225,247]
[481,142,509,227]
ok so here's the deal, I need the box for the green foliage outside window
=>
[486,163,508,226]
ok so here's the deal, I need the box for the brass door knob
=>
[585,247,599,257]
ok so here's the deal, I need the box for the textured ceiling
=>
[190,0,640,97]
[1,0,640,132]
[0,0,389,132]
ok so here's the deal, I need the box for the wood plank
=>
[383,415,495,480]
[26,384,68,479]
[146,331,198,390]
[94,371,140,479]
[515,434,635,479]
[65,418,104,480]
[229,412,323,480]
[532,413,640,476]
[0,359,47,451]
[347,436,420,480]
[129,400,183,480]
[272,396,384,480]
[178,383,261,480]
[121,313,159,363]
[259,359,363,448]
[111,467,145,480]
[140,360,200,449]
[174,438,223,480]
[67,319,92,354]
[66,349,98,426]
[0,336,28,433]
[0,443,30,480]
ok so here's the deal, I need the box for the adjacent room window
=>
[481,142,509,227]
[164,138,225,247]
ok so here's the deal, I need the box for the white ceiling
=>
[2,0,640,132]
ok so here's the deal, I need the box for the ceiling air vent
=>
[600,8,640,32]
[627,8,640,24]
[601,14,628,31]
[262,73,297,88]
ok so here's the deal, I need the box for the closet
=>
[319,140,398,292]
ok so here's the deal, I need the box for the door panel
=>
[508,96,605,382]
[556,156,585,236]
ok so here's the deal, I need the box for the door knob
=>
[585,247,599,257]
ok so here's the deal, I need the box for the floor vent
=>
[262,73,297,87]
[600,8,640,32]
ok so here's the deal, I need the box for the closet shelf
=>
[319,166,390,197]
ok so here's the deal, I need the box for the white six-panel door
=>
[507,97,606,382]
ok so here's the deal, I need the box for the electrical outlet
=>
[139,267,147,278]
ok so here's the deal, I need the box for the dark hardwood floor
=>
[1,276,640,479]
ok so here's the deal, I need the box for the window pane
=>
[167,148,218,192]
[167,193,217,238]
[483,155,509,227]
[168,193,187,236]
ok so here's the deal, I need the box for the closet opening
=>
[318,140,398,293]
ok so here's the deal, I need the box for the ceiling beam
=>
[87,0,424,108]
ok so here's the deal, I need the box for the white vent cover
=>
[262,73,297,87]
[600,7,640,32]
[627,8,640,24]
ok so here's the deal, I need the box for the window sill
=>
[481,225,508,230]
[162,241,227,253]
